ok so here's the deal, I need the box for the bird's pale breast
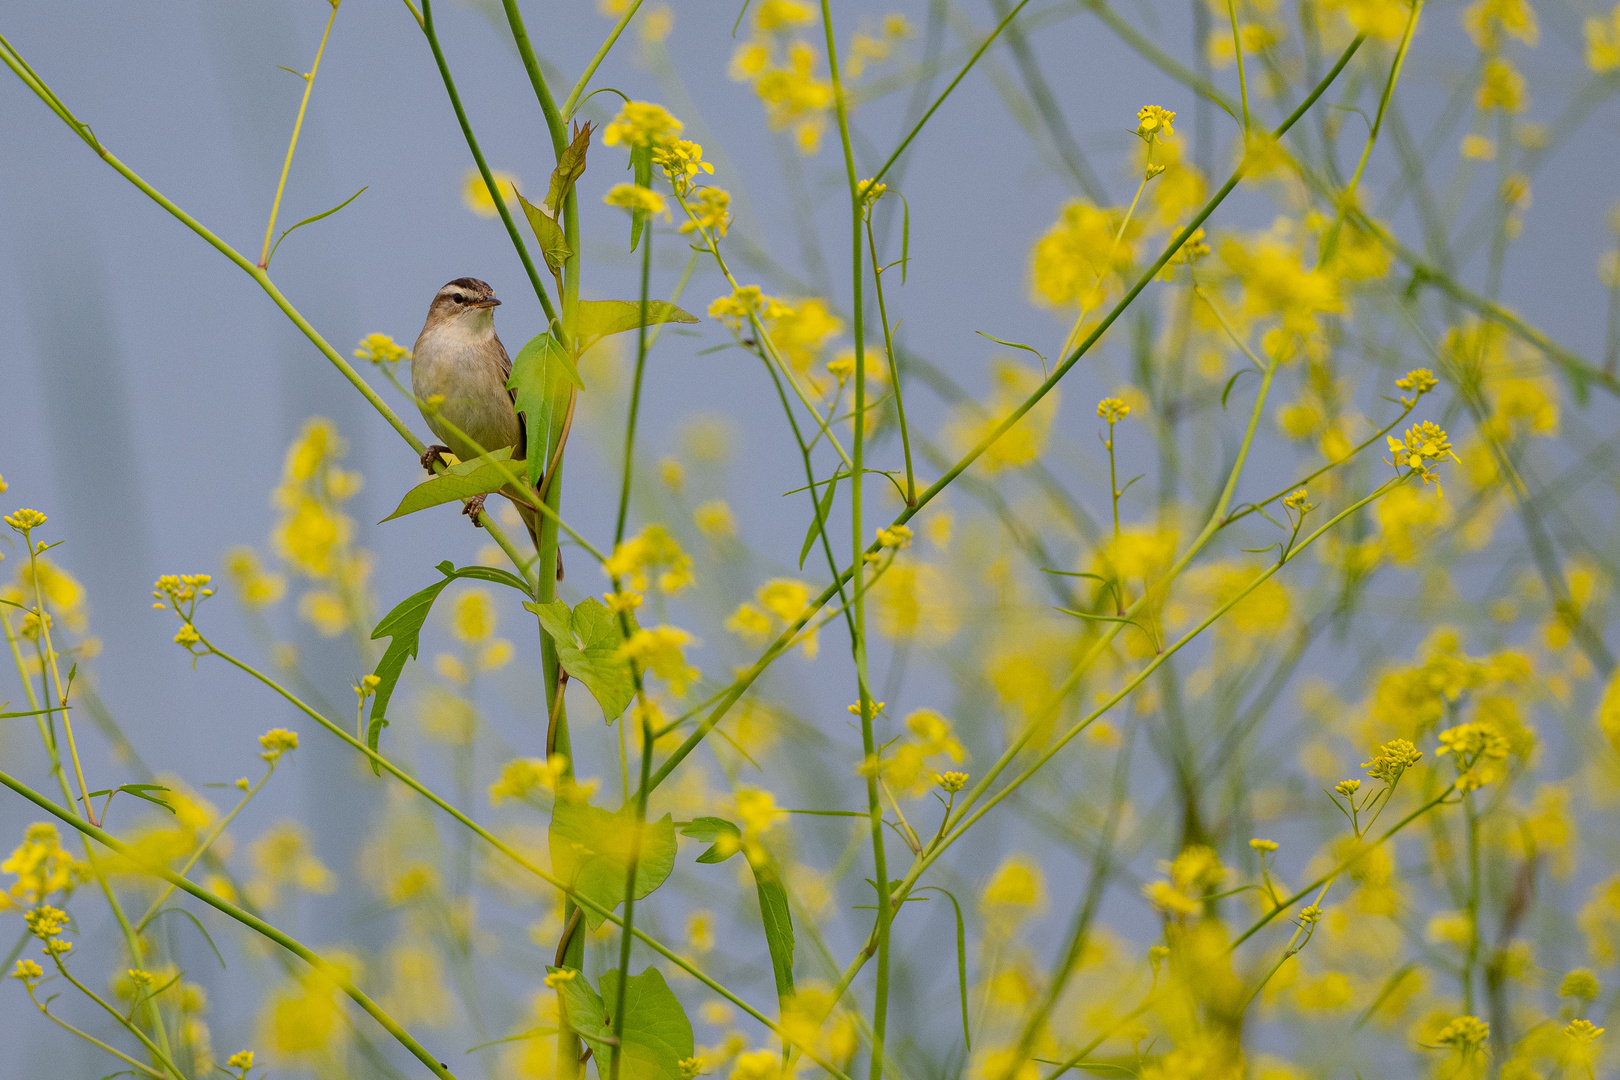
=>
[410,322,522,461]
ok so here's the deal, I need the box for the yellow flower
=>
[1097,396,1131,424]
[694,500,736,539]
[1588,6,1620,72]
[1463,0,1539,49]
[733,788,785,839]
[604,183,669,218]
[449,588,496,644]
[982,856,1044,910]
[603,525,695,594]
[12,959,44,983]
[1560,969,1602,1000]
[248,822,336,908]
[354,333,409,365]
[602,101,683,150]
[298,590,348,637]
[1135,104,1175,140]
[25,904,69,938]
[620,625,700,696]
[4,508,47,532]
[1387,420,1459,489]
[1031,199,1140,310]
[1436,1015,1490,1050]
[680,186,732,237]
[653,139,713,194]
[756,0,815,31]
[225,1050,256,1073]
[260,728,299,761]
[462,168,520,217]
[3,824,90,907]
[1477,58,1527,113]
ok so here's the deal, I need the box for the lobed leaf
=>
[545,121,593,215]
[550,801,677,928]
[553,966,693,1080]
[525,597,637,722]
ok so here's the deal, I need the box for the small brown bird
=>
[410,277,539,541]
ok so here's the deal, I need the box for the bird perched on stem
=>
[410,277,541,545]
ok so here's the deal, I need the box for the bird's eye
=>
[452,294,465,304]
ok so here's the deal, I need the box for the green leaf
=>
[549,802,677,928]
[798,475,839,570]
[576,299,699,353]
[751,854,796,1005]
[264,185,367,268]
[509,333,581,486]
[918,887,971,1050]
[679,817,795,1011]
[380,448,515,522]
[630,144,654,249]
[86,783,173,814]
[545,121,594,215]
[525,598,636,722]
[679,816,742,863]
[516,192,572,272]
[552,966,693,1080]
[367,572,457,771]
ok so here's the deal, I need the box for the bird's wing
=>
[492,333,528,463]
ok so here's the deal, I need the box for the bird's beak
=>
[473,297,501,308]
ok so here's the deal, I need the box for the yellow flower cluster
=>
[603,524,694,594]
[604,182,668,218]
[1590,3,1620,71]
[729,3,834,154]
[1031,199,1141,311]
[726,578,819,658]
[354,332,409,365]
[601,100,684,150]
[2,824,90,909]
[620,625,700,696]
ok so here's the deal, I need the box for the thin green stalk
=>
[608,703,655,1080]
[821,4,892,1075]
[869,0,1033,187]
[418,0,560,329]
[1226,0,1251,132]
[865,219,917,504]
[0,769,460,1080]
[22,985,165,1080]
[185,636,856,1080]
[561,0,645,119]
[615,212,656,545]
[134,762,276,933]
[257,0,341,268]
[1319,0,1423,264]
[637,34,1369,811]
[51,961,188,1080]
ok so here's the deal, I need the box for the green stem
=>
[0,768,460,1080]
[821,5,892,1075]
[257,1,340,268]
[615,212,656,545]
[1226,0,1251,133]
[561,0,645,119]
[135,762,276,933]
[418,0,560,329]
[864,219,917,504]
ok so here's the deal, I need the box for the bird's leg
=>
[462,494,487,527]
[421,444,452,473]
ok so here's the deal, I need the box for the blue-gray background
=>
[2,0,1616,1075]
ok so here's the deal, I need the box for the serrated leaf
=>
[509,333,581,487]
[679,816,742,863]
[516,191,572,272]
[525,598,636,722]
[576,299,699,354]
[552,966,693,1080]
[550,802,676,928]
[545,121,593,215]
[380,448,515,522]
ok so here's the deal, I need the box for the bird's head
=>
[425,277,501,332]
